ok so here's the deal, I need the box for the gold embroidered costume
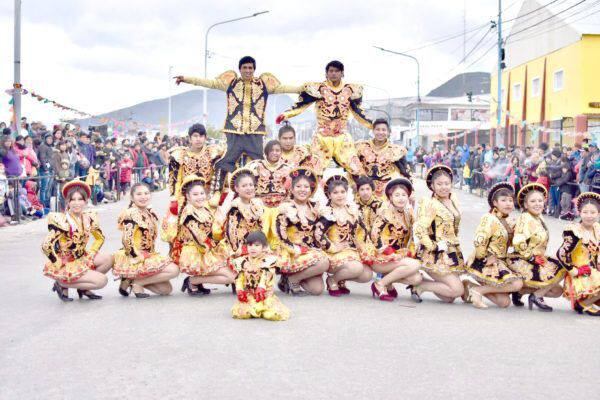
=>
[370,203,415,264]
[280,145,311,169]
[556,222,600,302]
[113,207,171,279]
[230,255,290,321]
[213,197,265,256]
[168,145,225,204]
[356,195,383,234]
[466,209,521,286]
[42,211,104,283]
[281,80,371,176]
[177,203,227,276]
[414,195,465,274]
[275,201,326,274]
[356,140,410,198]
[511,211,565,288]
[315,204,366,271]
[182,71,300,135]
[246,159,291,248]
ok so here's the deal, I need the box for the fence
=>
[3,164,168,224]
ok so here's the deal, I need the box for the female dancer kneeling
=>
[464,182,523,309]
[370,178,422,302]
[114,183,179,298]
[315,174,372,297]
[275,168,329,296]
[42,180,114,302]
[556,192,600,316]
[511,183,565,311]
[177,175,234,296]
[413,165,465,303]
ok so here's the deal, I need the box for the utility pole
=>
[13,0,22,132]
[168,65,173,136]
[497,0,503,143]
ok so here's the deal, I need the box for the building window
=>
[415,108,448,121]
[554,70,564,91]
[513,83,522,101]
[531,77,540,97]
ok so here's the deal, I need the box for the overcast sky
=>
[0,0,522,126]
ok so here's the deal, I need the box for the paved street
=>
[1,180,598,400]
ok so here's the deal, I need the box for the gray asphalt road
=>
[1,180,597,400]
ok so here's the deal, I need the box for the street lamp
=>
[373,45,421,148]
[202,11,270,125]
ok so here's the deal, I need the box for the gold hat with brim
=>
[425,164,453,190]
[228,168,255,188]
[576,191,600,212]
[385,177,413,198]
[62,179,91,200]
[487,182,515,209]
[517,182,548,209]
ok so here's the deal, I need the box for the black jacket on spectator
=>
[554,169,575,196]
[547,159,563,183]
[37,141,54,171]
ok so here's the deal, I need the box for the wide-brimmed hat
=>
[576,192,600,212]
[517,182,547,209]
[228,168,255,188]
[487,182,514,209]
[425,164,453,190]
[181,174,207,195]
[62,179,91,200]
[385,177,413,198]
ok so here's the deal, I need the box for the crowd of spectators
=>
[410,139,600,220]
[0,117,182,226]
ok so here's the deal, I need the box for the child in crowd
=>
[231,231,290,321]
[142,168,158,191]
[118,153,133,197]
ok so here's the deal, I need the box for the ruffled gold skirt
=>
[44,254,95,283]
[510,257,565,289]
[466,257,521,286]
[113,250,171,279]
[178,243,227,276]
[327,248,362,272]
[563,268,600,302]
[418,244,465,275]
[279,248,326,274]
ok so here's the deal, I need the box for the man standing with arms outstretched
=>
[175,56,301,201]
[276,60,371,179]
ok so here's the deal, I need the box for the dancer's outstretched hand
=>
[174,76,184,85]
[275,114,286,124]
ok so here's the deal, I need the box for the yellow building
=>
[490,0,600,147]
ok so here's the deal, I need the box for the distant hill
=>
[77,89,310,133]
[427,72,491,97]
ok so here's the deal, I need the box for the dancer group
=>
[41,57,600,319]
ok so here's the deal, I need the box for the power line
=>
[507,0,588,38]
[507,0,600,42]
[504,0,564,22]
[400,23,491,53]
[398,0,565,55]
[457,25,495,64]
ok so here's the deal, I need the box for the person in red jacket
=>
[118,154,133,197]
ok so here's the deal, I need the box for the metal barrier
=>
[2,164,168,225]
